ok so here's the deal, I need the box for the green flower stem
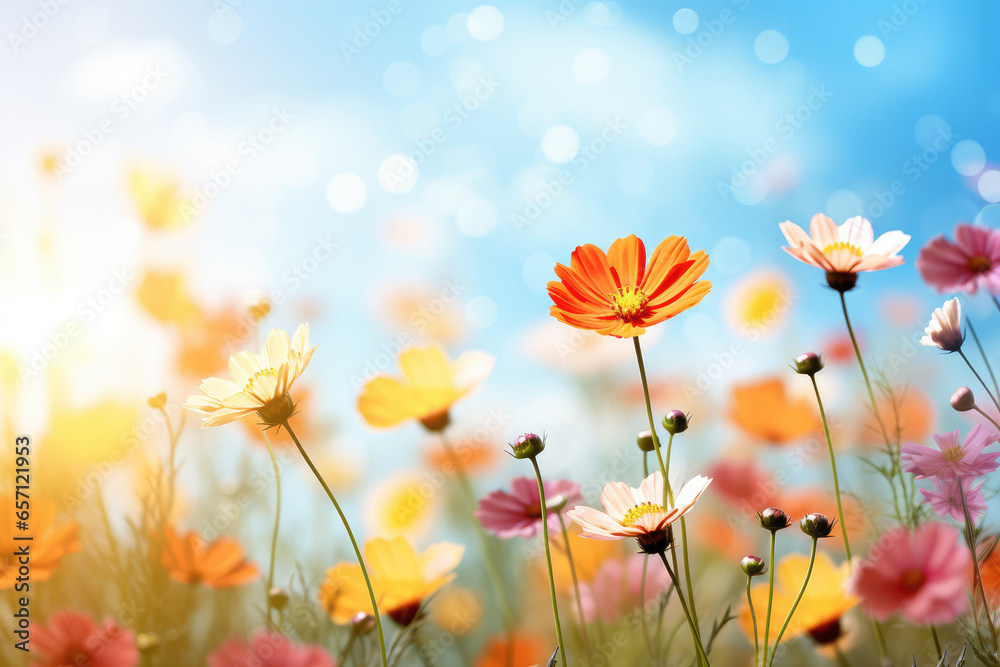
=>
[261,431,282,631]
[439,437,516,667]
[746,576,760,667]
[960,349,1000,415]
[639,452,657,663]
[761,531,776,667]
[967,319,1000,402]
[807,375,851,561]
[282,421,387,667]
[930,624,942,660]
[557,512,592,662]
[839,291,913,526]
[633,337,703,656]
[766,538,818,667]
[530,456,568,666]
[657,551,711,667]
[961,485,999,644]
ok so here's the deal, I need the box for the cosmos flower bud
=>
[509,433,545,459]
[661,410,689,435]
[757,507,793,532]
[636,430,656,452]
[352,612,377,635]
[268,587,290,611]
[546,494,569,513]
[825,271,858,293]
[951,386,976,412]
[740,555,767,577]
[137,632,160,654]
[148,393,167,409]
[799,512,837,539]
[792,353,824,376]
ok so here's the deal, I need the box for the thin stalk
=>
[557,512,592,662]
[961,486,998,643]
[640,451,656,664]
[993,294,1000,316]
[960,349,1000,415]
[974,405,1000,431]
[746,576,760,667]
[808,375,851,561]
[766,538,819,667]
[834,647,850,667]
[530,456,568,666]
[261,431,282,631]
[839,291,913,528]
[338,628,359,667]
[930,624,942,660]
[761,531,776,667]
[282,421,387,667]
[657,552,711,667]
[95,488,127,598]
[967,319,1000,402]
[439,436,516,667]
[633,337,702,649]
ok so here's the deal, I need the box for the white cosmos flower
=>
[920,298,964,352]
[184,323,317,427]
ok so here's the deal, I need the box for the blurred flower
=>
[177,308,247,379]
[319,537,463,625]
[778,489,865,550]
[849,522,970,624]
[207,630,335,667]
[823,333,857,364]
[424,437,498,474]
[520,320,644,376]
[135,269,202,325]
[550,529,619,590]
[367,472,439,540]
[920,297,964,352]
[184,324,316,428]
[547,234,711,338]
[901,425,1000,480]
[0,495,80,589]
[382,287,465,344]
[475,633,548,667]
[575,556,670,624]
[739,552,858,648]
[43,400,137,468]
[705,459,775,509]
[693,515,754,562]
[567,472,711,555]
[920,476,986,522]
[32,611,139,667]
[475,477,582,539]
[161,526,260,588]
[357,346,493,430]
[977,538,1000,605]
[862,387,936,448]
[779,214,909,290]
[917,223,1000,295]
[729,378,819,445]
[428,585,483,635]
[725,269,791,336]
[129,167,191,230]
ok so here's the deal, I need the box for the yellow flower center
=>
[941,446,965,462]
[245,367,278,392]
[969,255,993,273]
[822,241,865,257]
[621,501,666,527]
[610,286,649,322]
[901,568,925,593]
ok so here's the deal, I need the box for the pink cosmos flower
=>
[779,214,910,276]
[848,522,970,625]
[475,477,582,539]
[575,557,671,624]
[32,611,139,667]
[916,223,1000,295]
[901,425,1000,480]
[567,472,711,554]
[921,477,986,523]
[208,630,337,667]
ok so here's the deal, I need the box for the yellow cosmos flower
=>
[318,536,464,626]
[428,585,483,635]
[739,552,858,647]
[44,400,137,467]
[183,324,316,428]
[725,269,792,336]
[367,472,438,540]
[357,346,493,431]
[135,269,202,325]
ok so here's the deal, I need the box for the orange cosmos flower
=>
[547,235,711,338]
[161,526,259,588]
[729,378,820,445]
[0,495,80,589]
[476,633,549,667]
[357,346,493,431]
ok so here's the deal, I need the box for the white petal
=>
[838,216,874,251]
